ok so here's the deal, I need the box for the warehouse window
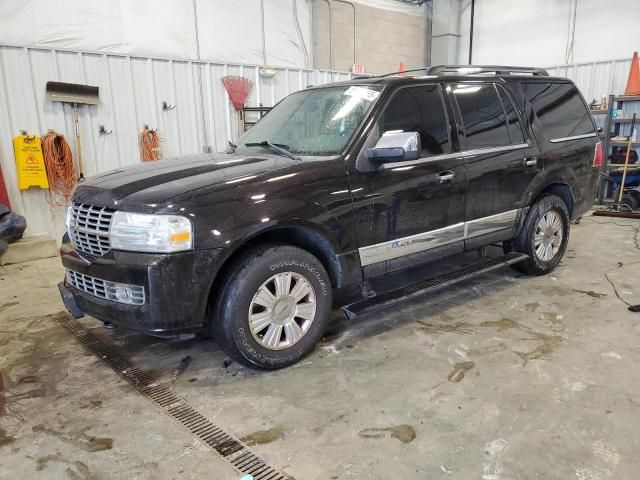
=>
[496,85,526,144]
[453,83,512,149]
[521,82,595,141]
[380,84,450,156]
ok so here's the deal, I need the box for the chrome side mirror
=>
[365,131,421,163]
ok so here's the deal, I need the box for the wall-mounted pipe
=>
[468,0,475,64]
[293,0,310,68]
[261,0,267,65]
[333,0,357,65]
[321,0,333,69]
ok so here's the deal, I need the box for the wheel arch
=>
[206,222,345,325]
[532,182,575,218]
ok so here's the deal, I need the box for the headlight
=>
[109,212,193,253]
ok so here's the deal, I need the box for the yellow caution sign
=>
[13,135,49,190]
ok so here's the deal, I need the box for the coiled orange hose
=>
[140,128,161,161]
[41,131,77,206]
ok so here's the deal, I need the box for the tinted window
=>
[380,84,450,156]
[453,83,511,149]
[522,82,595,140]
[496,85,525,144]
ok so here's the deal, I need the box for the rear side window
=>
[496,85,525,144]
[380,84,450,157]
[522,82,595,141]
[452,83,511,149]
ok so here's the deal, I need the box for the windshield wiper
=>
[244,141,301,161]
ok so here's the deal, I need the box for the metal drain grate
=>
[53,312,292,480]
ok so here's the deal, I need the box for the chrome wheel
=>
[534,210,563,261]
[248,272,317,351]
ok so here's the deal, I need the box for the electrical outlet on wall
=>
[202,145,213,153]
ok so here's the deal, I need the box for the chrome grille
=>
[68,203,114,256]
[66,269,145,305]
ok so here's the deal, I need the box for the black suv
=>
[59,65,601,369]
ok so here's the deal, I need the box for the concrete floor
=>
[1,215,639,480]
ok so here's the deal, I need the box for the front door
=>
[348,83,467,276]
[448,82,541,247]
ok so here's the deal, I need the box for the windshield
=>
[237,85,382,156]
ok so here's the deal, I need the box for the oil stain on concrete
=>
[32,424,113,452]
[359,425,416,444]
[240,426,283,446]
[416,315,564,368]
[479,318,519,332]
[35,453,91,479]
[0,427,15,447]
[447,361,476,382]
[514,331,563,366]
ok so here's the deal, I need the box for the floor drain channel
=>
[53,312,292,480]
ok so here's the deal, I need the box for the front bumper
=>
[59,234,224,336]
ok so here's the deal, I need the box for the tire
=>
[0,211,26,243]
[505,194,570,275]
[621,193,639,212]
[212,244,332,370]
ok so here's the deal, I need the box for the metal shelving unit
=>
[594,94,640,204]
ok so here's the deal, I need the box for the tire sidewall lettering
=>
[268,259,328,296]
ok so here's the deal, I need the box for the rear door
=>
[348,83,466,275]
[520,81,599,216]
[449,82,541,247]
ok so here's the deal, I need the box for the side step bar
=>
[342,252,529,321]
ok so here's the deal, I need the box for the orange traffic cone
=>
[624,52,640,96]
[398,62,405,76]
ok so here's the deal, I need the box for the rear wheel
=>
[505,194,570,275]
[212,244,331,370]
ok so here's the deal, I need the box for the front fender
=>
[191,197,352,252]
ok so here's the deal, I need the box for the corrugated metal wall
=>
[547,58,632,104]
[0,45,351,240]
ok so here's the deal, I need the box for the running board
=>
[342,252,529,321]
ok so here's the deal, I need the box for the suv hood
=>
[73,152,296,208]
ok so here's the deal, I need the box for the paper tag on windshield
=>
[344,86,380,101]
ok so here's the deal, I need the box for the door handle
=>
[436,171,455,183]
[523,157,538,168]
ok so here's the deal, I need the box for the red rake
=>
[222,75,254,111]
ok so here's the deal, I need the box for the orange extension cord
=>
[140,128,161,161]
[41,131,77,206]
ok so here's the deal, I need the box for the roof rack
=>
[376,67,431,78]
[427,65,549,76]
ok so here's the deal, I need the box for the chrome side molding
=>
[549,132,597,143]
[359,209,520,266]
[359,222,465,266]
[465,209,518,239]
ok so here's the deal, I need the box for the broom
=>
[222,76,254,139]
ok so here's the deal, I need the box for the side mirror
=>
[365,131,421,163]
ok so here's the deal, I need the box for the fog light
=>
[114,285,135,303]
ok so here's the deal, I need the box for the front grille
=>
[66,269,145,305]
[68,203,114,256]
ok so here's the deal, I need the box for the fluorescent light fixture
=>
[260,67,279,78]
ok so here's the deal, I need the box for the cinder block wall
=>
[313,1,431,75]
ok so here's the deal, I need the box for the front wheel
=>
[212,244,332,370]
[505,194,570,275]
